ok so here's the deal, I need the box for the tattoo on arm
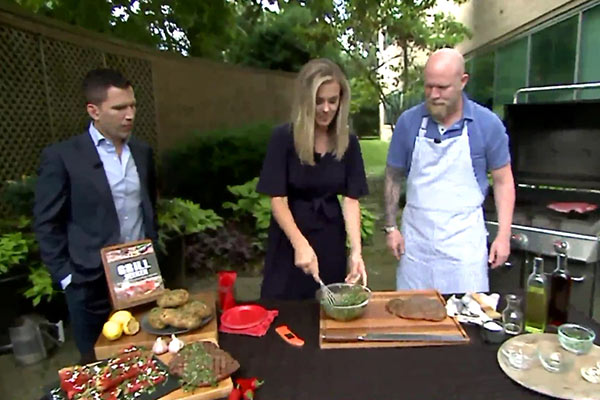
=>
[384,165,403,226]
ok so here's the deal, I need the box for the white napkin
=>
[446,293,499,326]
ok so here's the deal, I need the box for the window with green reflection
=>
[529,16,578,102]
[493,37,528,118]
[466,51,494,109]
[464,59,473,97]
[578,5,600,100]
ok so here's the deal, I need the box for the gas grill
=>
[484,99,600,323]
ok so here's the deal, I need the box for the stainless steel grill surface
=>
[485,100,600,322]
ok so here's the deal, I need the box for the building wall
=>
[453,0,600,116]
[455,0,591,55]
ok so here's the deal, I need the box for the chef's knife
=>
[322,333,466,342]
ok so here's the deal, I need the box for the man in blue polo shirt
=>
[383,48,515,294]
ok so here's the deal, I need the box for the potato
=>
[148,307,167,329]
[160,308,202,329]
[179,300,212,319]
[157,289,189,308]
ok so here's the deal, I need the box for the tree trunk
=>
[402,42,409,94]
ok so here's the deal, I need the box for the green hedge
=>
[159,122,274,211]
[351,105,379,137]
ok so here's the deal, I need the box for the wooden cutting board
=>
[94,291,233,400]
[319,290,470,349]
[95,292,219,359]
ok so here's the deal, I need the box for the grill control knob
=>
[510,233,528,248]
[553,240,569,255]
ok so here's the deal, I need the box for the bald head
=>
[425,48,465,77]
[423,48,468,125]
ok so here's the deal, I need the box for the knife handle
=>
[471,293,501,319]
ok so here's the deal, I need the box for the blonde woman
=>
[257,58,369,300]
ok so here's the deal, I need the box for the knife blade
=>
[322,333,466,342]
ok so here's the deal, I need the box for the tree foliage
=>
[333,0,471,107]
[225,2,340,72]
[9,0,236,57]
[10,0,471,117]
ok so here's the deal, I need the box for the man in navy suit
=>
[34,69,157,363]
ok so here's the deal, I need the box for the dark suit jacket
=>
[33,130,158,284]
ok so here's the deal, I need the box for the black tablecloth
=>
[219,300,600,400]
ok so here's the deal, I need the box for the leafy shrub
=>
[0,176,56,306]
[159,122,274,211]
[157,198,223,253]
[336,195,377,246]
[223,177,376,248]
[351,105,379,138]
[0,232,31,275]
[24,262,54,306]
[360,206,376,245]
[185,222,263,276]
[222,178,271,248]
[1,175,36,216]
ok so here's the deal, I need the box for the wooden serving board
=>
[498,333,600,400]
[95,291,219,359]
[155,339,233,400]
[94,291,233,400]
[319,290,470,349]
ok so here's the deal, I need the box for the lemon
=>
[102,320,123,341]
[109,310,133,326]
[123,317,140,336]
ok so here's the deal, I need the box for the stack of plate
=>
[220,305,268,330]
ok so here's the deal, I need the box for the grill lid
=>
[504,101,600,191]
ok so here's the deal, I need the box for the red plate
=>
[220,304,268,329]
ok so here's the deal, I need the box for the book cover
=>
[101,240,165,309]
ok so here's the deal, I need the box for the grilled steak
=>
[386,296,447,321]
[169,341,240,388]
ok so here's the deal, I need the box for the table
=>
[218,299,600,400]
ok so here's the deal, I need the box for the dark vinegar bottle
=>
[548,253,571,327]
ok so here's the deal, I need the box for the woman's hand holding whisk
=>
[294,240,319,278]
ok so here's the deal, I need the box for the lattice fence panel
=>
[42,37,105,142]
[0,26,48,198]
[105,54,157,149]
[0,21,159,216]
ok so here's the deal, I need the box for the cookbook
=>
[101,240,165,309]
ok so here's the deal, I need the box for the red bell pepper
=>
[228,387,243,400]
[235,377,263,392]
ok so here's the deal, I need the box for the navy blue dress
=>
[257,124,369,300]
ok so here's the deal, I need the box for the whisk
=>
[316,276,336,305]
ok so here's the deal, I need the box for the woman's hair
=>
[291,58,351,165]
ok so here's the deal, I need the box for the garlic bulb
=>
[168,334,184,353]
[152,337,168,355]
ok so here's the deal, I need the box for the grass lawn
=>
[355,139,398,290]
[359,139,389,178]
